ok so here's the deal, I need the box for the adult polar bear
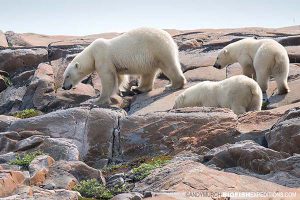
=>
[213,38,290,95]
[174,75,262,115]
[62,27,186,105]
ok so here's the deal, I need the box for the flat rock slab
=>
[134,159,300,200]
[120,107,238,161]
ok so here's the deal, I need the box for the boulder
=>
[0,170,25,197]
[0,48,48,74]
[0,75,8,93]
[112,192,143,200]
[133,158,299,199]
[120,107,239,161]
[43,160,105,190]
[0,86,27,114]
[266,108,300,154]
[0,115,18,132]
[204,140,289,174]
[9,107,125,167]
[29,155,55,186]
[7,185,79,200]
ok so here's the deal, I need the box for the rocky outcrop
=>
[266,108,300,154]
[0,48,48,74]
[121,107,238,161]
[134,155,299,199]
[0,170,25,197]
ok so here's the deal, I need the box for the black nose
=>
[213,64,221,69]
[62,85,72,90]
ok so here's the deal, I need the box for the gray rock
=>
[112,192,143,200]
[204,140,289,174]
[0,48,48,74]
[266,108,300,154]
[0,152,17,164]
[0,115,17,132]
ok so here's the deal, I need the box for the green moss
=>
[9,151,44,169]
[102,164,129,176]
[73,179,113,200]
[261,101,270,110]
[131,155,171,181]
[13,109,40,119]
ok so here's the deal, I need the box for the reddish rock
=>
[0,170,25,197]
[120,107,238,161]
[29,155,55,186]
[134,159,299,200]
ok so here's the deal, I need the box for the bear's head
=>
[213,49,233,69]
[62,62,84,90]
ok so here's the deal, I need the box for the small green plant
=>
[13,109,40,119]
[10,151,44,169]
[73,179,113,200]
[261,101,270,110]
[131,155,171,181]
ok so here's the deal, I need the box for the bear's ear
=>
[74,62,80,70]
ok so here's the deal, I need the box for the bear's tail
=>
[248,83,263,112]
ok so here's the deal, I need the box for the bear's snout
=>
[213,63,221,69]
[62,84,72,90]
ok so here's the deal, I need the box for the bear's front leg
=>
[95,69,118,106]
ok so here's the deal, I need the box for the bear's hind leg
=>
[274,74,290,94]
[160,60,186,90]
[96,70,118,105]
[132,72,157,93]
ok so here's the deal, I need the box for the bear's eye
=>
[66,75,70,79]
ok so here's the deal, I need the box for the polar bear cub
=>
[174,75,262,115]
[213,38,290,95]
[62,27,186,105]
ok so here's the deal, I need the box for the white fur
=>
[214,38,290,94]
[63,27,186,105]
[174,75,262,115]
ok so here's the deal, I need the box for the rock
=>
[15,135,45,151]
[0,152,17,164]
[0,115,18,132]
[106,173,125,188]
[35,137,80,161]
[112,192,143,200]
[225,154,300,188]
[0,30,8,47]
[0,75,8,93]
[7,186,79,200]
[0,170,25,197]
[184,66,226,82]
[266,108,300,154]
[8,107,125,166]
[178,39,203,51]
[28,155,55,186]
[0,132,18,154]
[43,160,105,190]
[133,158,299,199]
[0,86,27,114]
[120,107,239,161]
[0,48,48,74]
[180,51,218,71]
[204,140,289,174]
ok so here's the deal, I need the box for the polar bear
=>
[62,27,186,105]
[173,75,262,114]
[213,38,290,96]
